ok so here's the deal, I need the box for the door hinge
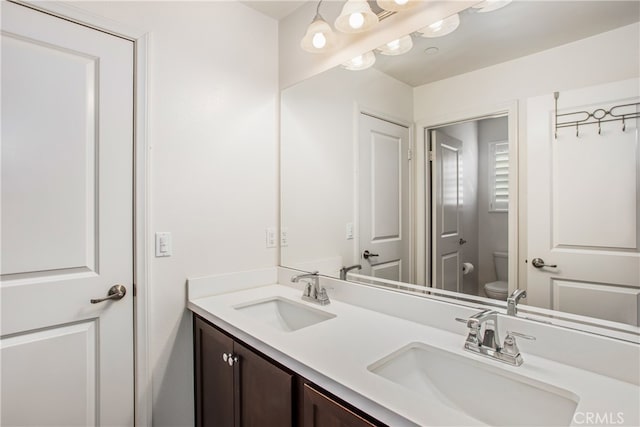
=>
[428,150,434,161]
[408,148,412,160]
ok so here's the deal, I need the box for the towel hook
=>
[576,123,579,138]
[622,117,626,132]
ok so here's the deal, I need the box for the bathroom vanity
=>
[194,314,380,427]
[188,268,640,427]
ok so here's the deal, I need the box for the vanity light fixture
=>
[376,0,417,12]
[376,35,413,56]
[301,1,337,53]
[417,13,460,38]
[335,0,379,33]
[472,0,513,13]
[341,51,376,71]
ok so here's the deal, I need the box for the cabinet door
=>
[303,384,378,427]
[236,342,293,427]
[194,317,235,427]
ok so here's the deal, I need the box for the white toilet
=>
[484,251,508,300]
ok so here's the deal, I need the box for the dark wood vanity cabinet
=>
[194,316,235,427]
[302,384,378,427]
[194,316,294,427]
[194,314,384,427]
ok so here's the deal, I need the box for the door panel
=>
[236,342,293,427]
[552,280,640,326]
[303,384,377,427]
[359,114,411,283]
[371,134,401,241]
[0,321,97,426]
[526,80,640,325]
[1,34,97,275]
[432,130,464,292]
[441,252,461,292]
[440,144,462,236]
[371,260,401,282]
[194,317,235,427]
[1,3,134,425]
[554,127,637,249]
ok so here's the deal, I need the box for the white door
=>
[431,130,464,292]
[527,79,640,326]
[1,3,135,425]
[358,113,411,282]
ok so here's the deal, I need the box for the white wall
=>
[413,23,640,119]
[413,22,640,288]
[437,122,479,295]
[477,116,509,294]
[281,66,412,276]
[67,2,278,425]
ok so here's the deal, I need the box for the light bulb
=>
[342,51,376,70]
[312,32,326,49]
[349,12,365,29]
[429,20,443,32]
[387,39,401,51]
[394,0,409,4]
[418,14,459,38]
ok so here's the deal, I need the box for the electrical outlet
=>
[281,227,288,247]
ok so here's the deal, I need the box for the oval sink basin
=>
[234,297,336,332]
[368,342,579,426]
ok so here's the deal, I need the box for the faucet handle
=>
[455,317,482,347]
[507,331,536,341]
[503,330,535,358]
[455,317,480,330]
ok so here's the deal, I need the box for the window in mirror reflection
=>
[489,141,509,212]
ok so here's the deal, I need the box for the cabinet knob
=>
[222,352,237,366]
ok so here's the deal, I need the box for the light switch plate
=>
[346,222,354,240]
[266,227,277,248]
[155,232,172,257]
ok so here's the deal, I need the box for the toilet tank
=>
[493,251,509,281]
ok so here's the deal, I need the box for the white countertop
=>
[188,282,640,426]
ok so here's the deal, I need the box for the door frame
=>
[415,101,519,296]
[9,1,152,425]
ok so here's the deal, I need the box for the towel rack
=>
[554,91,640,139]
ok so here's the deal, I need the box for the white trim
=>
[133,33,152,427]
[12,2,152,425]
[414,101,519,295]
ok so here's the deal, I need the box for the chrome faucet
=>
[456,309,535,366]
[507,289,527,316]
[291,271,330,305]
[339,264,362,280]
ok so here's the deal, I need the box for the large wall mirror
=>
[281,1,640,331]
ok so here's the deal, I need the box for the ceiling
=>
[375,1,640,87]
[240,1,308,20]
[242,1,639,87]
